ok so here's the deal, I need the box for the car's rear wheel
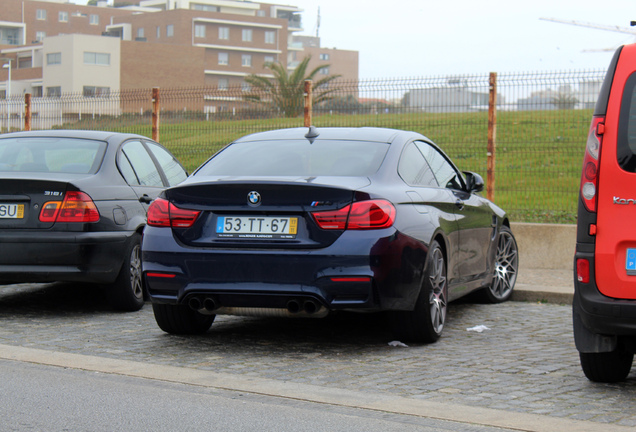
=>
[390,240,447,343]
[579,346,634,383]
[478,226,518,303]
[110,233,144,312]
[152,303,215,335]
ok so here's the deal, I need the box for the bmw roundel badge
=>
[247,191,261,206]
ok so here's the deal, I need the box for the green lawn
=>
[61,108,591,224]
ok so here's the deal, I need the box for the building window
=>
[219,27,229,40]
[166,24,174,37]
[137,28,145,39]
[264,55,274,65]
[320,53,330,61]
[46,86,61,98]
[83,86,110,98]
[265,31,275,44]
[32,86,43,97]
[218,78,229,91]
[257,10,266,17]
[156,26,161,38]
[242,29,252,42]
[195,24,206,38]
[84,52,110,66]
[89,14,99,25]
[192,4,218,11]
[242,54,252,67]
[35,32,46,42]
[320,67,330,75]
[18,57,32,69]
[218,52,228,66]
[59,11,68,22]
[242,81,251,92]
[36,9,47,20]
[46,52,62,65]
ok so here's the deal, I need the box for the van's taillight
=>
[312,200,396,230]
[39,191,100,223]
[580,116,604,213]
[577,258,590,283]
[147,197,200,228]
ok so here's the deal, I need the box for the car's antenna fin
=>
[305,126,320,143]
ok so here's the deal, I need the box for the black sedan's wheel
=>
[110,233,145,312]
[579,346,634,383]
[390,240,447,343]
[480,226,518,303]
[152,303,215,335]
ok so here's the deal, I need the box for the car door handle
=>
[455,199,464,210]
[139,194,153,204]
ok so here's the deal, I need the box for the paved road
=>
[0,282,635,430]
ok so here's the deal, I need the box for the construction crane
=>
[540,17,636,51]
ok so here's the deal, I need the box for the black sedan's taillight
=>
[147,197,200,228]
[312,199,395,230]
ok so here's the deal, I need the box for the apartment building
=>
[0,0,358,106]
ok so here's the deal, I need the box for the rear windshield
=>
[0,137,106,174]
[195,139,389,177]
[618,72,636,172]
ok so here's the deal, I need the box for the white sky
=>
[78,0,636,79]
[287,0,636,78]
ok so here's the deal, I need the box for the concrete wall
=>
[511,222,576,271]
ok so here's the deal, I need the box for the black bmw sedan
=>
[142,127,518,342]
[0,130,187,311]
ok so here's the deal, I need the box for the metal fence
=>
[0,69,607,223]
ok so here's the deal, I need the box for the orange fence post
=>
[304,80,312,127]
[24,93,31,131]
[152,87,160,142]
[487,72,497,202]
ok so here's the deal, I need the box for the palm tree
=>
[243,56,341,118]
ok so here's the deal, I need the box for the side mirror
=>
[463,171,484,193]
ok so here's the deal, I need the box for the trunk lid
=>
[165,178,370,248]
[0,177,76,229]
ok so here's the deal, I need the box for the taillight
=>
[577,258,590,283]
[312,199,396,230]
[580,116,604,212]
[39,191,100,223]
[147,197,200,228]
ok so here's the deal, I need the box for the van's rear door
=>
[596,43,636,300]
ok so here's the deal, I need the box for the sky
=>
[78,0,636,79]
[285,0,636,79]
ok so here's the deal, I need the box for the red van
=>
[574,42,636,382]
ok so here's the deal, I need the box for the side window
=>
[120,141,164,187]
[146,142,187,186]
[398,142,438,186]
[416,141,463,190]
[118,151,139,185]
[618,72,636,172]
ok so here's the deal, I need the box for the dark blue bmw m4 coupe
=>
[142,127,518,342]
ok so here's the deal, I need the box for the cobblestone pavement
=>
[1,282,635,427]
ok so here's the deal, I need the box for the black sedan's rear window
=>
[195,139,389,177]
[0,137,106,174]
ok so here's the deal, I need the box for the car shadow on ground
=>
[0,282,115,315]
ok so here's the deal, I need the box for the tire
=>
[109,233,145,312]
[152,303,215,335]
[390,240,448,343]
[478,226,518,303]
[579,347,634,383]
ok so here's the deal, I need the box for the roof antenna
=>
[305,126,319,143]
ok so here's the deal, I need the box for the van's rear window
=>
[618,73,636,172]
